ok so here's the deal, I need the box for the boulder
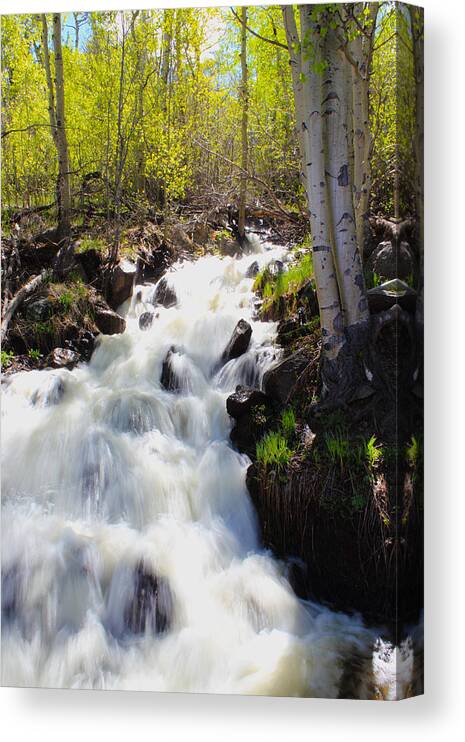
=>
[245,260,259,278]
[222,319,252,362]
[160,346,181,392]
[367,279,417,314]
[297,280,319,317]
[268,259,284,276]
[371,240,415,282]
[109,259,137,308]
[125,563,172,635]
[47,347,80,369]
[226,385,269,419]
[25,297,53,321]
[63,329,96,362]
[136,241,173,283]
[262,349,309,405]
[167,223,194,251]
[139,311,155,331]
[152,277,177,308]
[94,308,126,335]
[76,247,102,283]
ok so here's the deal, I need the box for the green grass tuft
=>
[281,407,296,439]
[256,431,293,471]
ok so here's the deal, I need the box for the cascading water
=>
[1,237,410,697]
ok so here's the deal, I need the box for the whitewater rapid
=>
[1,237,409,697]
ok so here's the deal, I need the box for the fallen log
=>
[1,270,49,343]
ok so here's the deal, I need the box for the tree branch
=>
[230,7,288,51]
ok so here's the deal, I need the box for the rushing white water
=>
[1,237,409,697]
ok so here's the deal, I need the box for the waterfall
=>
[1,238,407,697]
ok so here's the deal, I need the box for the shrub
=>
[366,435,383,468]
[256,431,293,471]
[76,236,107,254]
[1,350,14,368]
[28,348,41,361]
[406,435,421,468]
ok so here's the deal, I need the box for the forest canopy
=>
[1,4,417,224]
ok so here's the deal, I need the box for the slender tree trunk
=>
[298,7,345,361]
[282,5,305,186]
[346,3,377,258]
[52,13,71,239]
[238,6,249,240]
[409,6,424,330]
[73,13,80,51]
[323,24,369,328]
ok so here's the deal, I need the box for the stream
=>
[1,236,413,698]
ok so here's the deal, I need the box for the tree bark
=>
[1,271,49,343]
[51,14,71,240]
[298,7,345,361]
[323,24,369,328]
[238,6,249,240]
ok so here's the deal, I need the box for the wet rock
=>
[218,236,241,257]
[137,242,172,283]
[47,347,80,369]
[94,308,126,335]
[160,346,181,392]
[262,349,309,405]
[65,330,95,362]
[107,394,157,434]
[139,311,155,331]
[31,375,66,406]
[152,277,177,308]
[367,279,417,314]
[222,319,252,362]
[167,223,194,251]
[80,431,114,505]
[25,297,53,322]
[125,563,173,635]
[109,259,137,309]
[77,248,102,284]
[268,259,284,276]
[226,385,269,419]
[370,240,415,282]
[245,260,259,278]
[296,280,319,317]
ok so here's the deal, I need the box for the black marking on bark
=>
[337,164,349,186]
[336,212,353,227]
[313,244,331,253]
[354,273,365,291]
[333,312,344,334]
[323,91,339,103]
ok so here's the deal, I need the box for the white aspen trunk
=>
[408,6,424,329]
[351,35,371,256]
[343,3,377,258]
[40,15,61,215]
[238,6,248,239]
[52,13,71,238]
[409,6,424,249]
[298,7,345,361]
[323,25,369,328]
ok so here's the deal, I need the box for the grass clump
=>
[27,348,41,361]
[365,435,383,468]
[76,236,107,254]
[256,431,293,472]
[1,350,14,368]
[253,252,314,318]
[281,407,296,439]
[325,428,350,469]
[405,435,421,468]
